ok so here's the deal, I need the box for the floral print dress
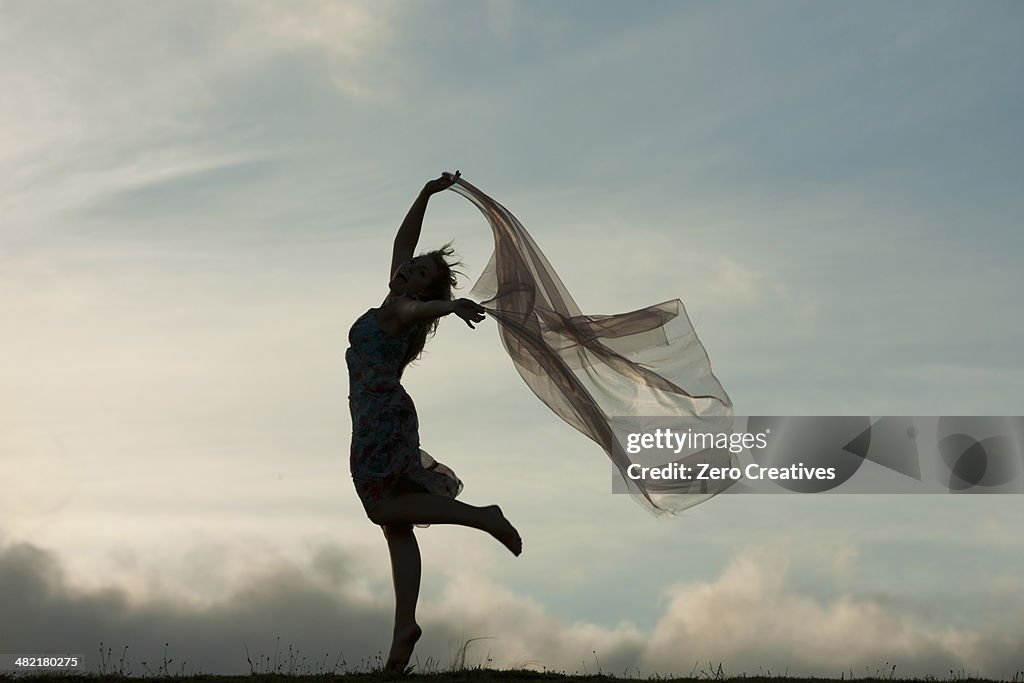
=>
[346,307,463,521]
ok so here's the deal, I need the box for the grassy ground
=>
[0,673,1020,683]
[2,669,1022,683]
[2,642,1020,683]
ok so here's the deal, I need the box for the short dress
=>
[346,307,463,522]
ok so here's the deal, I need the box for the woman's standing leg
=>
[382,524,423,673]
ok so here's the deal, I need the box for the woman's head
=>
[389,243,460,302]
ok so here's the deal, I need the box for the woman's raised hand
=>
[451,298,486,329]
[423,170,461,195]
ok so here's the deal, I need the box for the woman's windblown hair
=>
[400,242,464,373]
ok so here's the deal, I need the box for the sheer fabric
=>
[450,177,736,516]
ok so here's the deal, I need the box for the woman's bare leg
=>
[373,495,521,674]
[382,524,423,673]
[369,493,522,556]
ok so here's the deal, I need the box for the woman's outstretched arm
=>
[380,296,485,332]
[391,171,460,277]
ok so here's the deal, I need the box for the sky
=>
[2,0,1023,678]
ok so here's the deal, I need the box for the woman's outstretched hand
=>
[451,298,486,329]
[423,170,460,196]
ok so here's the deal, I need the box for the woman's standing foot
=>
[384,621,422,674]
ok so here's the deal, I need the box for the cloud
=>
[2,538,1021,678]
[640,543,1024,678]
[0,0,396,236]
[222,0,397,100]
[0,538,392,676]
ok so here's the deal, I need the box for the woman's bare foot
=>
[384,622,422,674]
[484,505,522,556]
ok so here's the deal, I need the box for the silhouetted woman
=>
[346,171,522,674]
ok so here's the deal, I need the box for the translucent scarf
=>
[450,177,735,516]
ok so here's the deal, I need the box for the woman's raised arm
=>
[390,171,460,277]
